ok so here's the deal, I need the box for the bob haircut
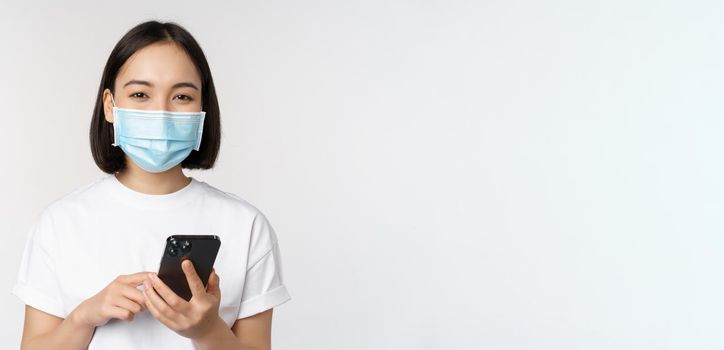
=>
[90,20,221,173]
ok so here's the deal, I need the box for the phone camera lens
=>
[168,247,178,257]
[180,240,192,253]
[169,238,179,248]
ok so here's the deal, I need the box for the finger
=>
[108,305,135,322]
[181,260,206,298]
[147,273,188,312]
[113,295,143,314]
[143,277,178,319]
[143,289,179,329]
[206,269,221,298]
[118,272,155,286]
[120,284,147,308]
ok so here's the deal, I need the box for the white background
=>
[1,0,722,349]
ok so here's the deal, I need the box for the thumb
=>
[206,268,221,298]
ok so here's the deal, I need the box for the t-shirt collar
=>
[103,174,201,210]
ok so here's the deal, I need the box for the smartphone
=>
[157,235,221,301]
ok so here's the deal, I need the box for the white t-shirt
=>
[11,174,291,349]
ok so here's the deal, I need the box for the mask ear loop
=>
[110,92,119,147]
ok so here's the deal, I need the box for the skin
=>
[20,41,273,350]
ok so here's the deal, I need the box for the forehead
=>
[116,41,201,88]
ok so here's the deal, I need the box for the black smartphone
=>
[157,235,221,301]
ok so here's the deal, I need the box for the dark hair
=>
[90,20,221,173]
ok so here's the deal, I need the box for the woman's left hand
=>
[142,260,224,340]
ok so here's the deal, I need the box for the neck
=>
[115,158,191,195]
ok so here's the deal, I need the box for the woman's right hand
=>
[69,272,151,328]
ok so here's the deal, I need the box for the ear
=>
[102,88,114,123]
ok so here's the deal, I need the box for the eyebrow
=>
[123,79,199,90]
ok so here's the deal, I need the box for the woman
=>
[12,20,291,350]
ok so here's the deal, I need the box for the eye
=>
[130,92,147,99]
[174,94,193,101]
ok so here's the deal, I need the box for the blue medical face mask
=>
[110,93,206,173]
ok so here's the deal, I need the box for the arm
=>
[232,309,273,349]
[191,309,273,350]
[20,272,149,350]
[20,305,95,350]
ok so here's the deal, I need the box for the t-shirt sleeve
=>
[237,212,292,319]
[11,211,66,318]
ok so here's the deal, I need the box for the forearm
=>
[192,317,260,350]
[23,310,95,350]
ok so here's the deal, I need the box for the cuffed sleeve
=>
[237,214,291,319]
[11,213,66,318]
